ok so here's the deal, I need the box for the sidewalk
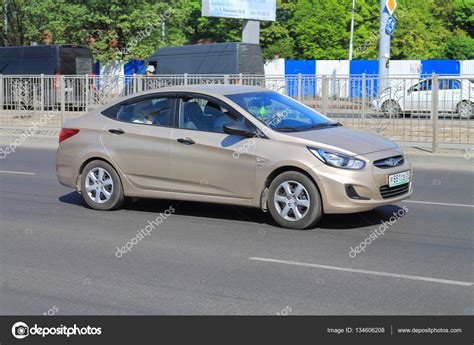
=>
[0,126,60,138]
[0,126,472,171]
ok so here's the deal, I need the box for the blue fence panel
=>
[94,61,101,75]
[421,60,460,77]
[349,60,379,98]
[124,60,146,86]
[93,61,101,90]
[124,60,146,76]
[285,60,316,97]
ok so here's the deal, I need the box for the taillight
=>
[59,128,80,143]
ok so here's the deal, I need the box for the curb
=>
[0,135,59,150]
[405,153,473,171]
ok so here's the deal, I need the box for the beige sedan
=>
[56,85,413,229]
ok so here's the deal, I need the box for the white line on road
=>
[0,170,35,175]
[404,200,474,208]
[249,257,473,287]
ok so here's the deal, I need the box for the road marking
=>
[249,257,473,287]
[404,200,474,208]
[0,170,35,175]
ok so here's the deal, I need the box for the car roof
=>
[92,84,271,114]
[128,84,269,98]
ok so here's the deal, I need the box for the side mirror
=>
[223,121,257,138]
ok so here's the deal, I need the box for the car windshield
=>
[225,91,339,132]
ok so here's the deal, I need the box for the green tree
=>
[1,0,28,46]
[184,0,241,44]
[390,0,452,59]
[2,0,193,60]
[260,0,297,60]
[451,0,474,37]
[441,35,474,59]
[1,0,472,62]
[350,0,380,59]
[290,0,351,59]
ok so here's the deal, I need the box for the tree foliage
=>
[0,0,472,61]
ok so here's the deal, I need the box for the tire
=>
[267,171,322,230]
[457,101,473,119]
[80,160,124,211]
[382,100,401,118]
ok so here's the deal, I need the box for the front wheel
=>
[267,171,322,230]
[457,101,473,119]
[80,160,124,210]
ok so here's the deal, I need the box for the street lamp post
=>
[349,0,355,60]
[378,0,391,94]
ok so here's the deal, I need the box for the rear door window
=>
[104,96,176,128]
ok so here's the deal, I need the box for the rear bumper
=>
[56,148,79,189]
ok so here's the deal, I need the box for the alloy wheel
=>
[383,100,400,118]
[273,181,311,221]
[458,102,473,119]
[85,167,114,204]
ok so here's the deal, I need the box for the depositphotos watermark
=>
[118,9,174,59]
[464,148,473,160]
[276,306,292,316]
[0,112,56,159]
[43,305,59,316]
[115,206,175,258]
[349,205,408,258]
[11,321,101,340]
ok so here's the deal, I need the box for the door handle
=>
[177,137,195,145]
[108,128,125,135]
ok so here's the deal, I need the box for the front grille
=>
[379,183,410,199]
[374,155,404,169]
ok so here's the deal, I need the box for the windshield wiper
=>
[273,123,341,133]
[305,122,342,130]
[274,127,301,132]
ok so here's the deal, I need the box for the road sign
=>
[386,16,396,35]
[202,0,276,21]
[386,0,397,15]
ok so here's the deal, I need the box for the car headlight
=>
[308,148,365,170]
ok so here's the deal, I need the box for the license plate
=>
[388,171,410,188]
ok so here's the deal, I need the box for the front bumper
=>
[310,148,413,214]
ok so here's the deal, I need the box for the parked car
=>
[372,78,474,118]
[56,85,412,230]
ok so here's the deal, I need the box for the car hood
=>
[282,127,398,156]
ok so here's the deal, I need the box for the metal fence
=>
[0,73,473,149]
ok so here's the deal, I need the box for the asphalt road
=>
[0,147,473,315]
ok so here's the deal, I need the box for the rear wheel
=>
[267,171,322,230]
[80,160,124,210]
[382,100,401,118]
[457,101,473,119]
